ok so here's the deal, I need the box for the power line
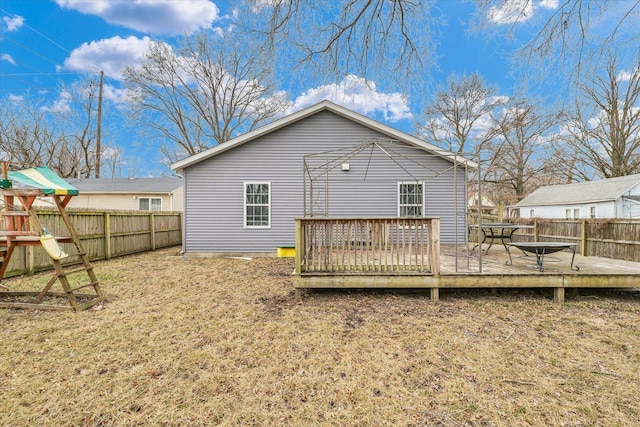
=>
[3,36,62,67]
[0,73,81,76]
[0,7,71,54]
[0,6,82,94]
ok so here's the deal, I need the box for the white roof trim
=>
[515,198,616,207]
[171,100,476,171]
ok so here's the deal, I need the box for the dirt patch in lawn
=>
[1,247,640,426]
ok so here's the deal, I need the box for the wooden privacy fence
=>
[1,209,182,278]
[516,219,640,262]
[470,214,640,263]
[295,217,440,275]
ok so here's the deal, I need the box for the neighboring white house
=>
[513,174,640,219]
[2,174,184,211]
[468,192,498,216]
[64,178,184,211]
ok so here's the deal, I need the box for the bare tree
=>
[124,32,288,163]
[241,0,439,90]
[481,98,557,204]
[0,82,115,178]
[418,73,505,155]
[0,99,78,175]
[57,78,101,178]
[247,0,639,97]
[556,53,640,180]
[471,0,640,93]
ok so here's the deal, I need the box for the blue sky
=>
[0,0,633,176]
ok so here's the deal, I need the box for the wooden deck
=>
[293,244,640,303]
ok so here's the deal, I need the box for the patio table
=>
[506,241,580,272]
[470,223,534,254]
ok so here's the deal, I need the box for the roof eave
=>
[170,100,477,171]
[515,197,617,207]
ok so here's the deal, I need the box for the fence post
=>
[534,219,539,242]
[104,212,111,260]
[26,246,34,275]
[150,213,156,251]
[581,220,588,256]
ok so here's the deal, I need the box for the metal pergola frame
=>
[301,137,485,272]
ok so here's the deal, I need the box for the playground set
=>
[0,163,105,311]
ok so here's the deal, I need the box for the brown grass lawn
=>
[1,247,640,426]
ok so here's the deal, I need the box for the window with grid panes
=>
[244,182,270,228]
[139,197,162,211]
[398,182,424,217]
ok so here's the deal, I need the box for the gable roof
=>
[515,174,640,207]
[67,177,183,194]
[171,100,476,172]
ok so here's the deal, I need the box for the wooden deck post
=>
[294,219,303,275]
[430,287,439,303]
[430,218,440,276]
[554,287,565,304]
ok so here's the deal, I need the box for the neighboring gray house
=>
[59,177,184,211]
[513,174,640,219]
[171,101,474,255]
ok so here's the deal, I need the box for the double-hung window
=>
[244,182,270,228]
[398,182,424,217]
[139,197,162,211]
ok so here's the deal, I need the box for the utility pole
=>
[96,70,104,178]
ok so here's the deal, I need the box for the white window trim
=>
[397,181,425,217]
[588,204,597,219]
[573,207,581,219]
[139,197,162,211]
[244,181,271,229]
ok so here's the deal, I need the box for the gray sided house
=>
[172,101,474,255]
[514,173,640,219]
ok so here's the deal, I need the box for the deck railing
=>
[295,217,440,275]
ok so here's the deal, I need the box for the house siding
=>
[183,110,467,254]
[518,201,616,219]
[514,176,640,219]
[36,191,183,212]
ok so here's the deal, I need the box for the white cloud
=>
[487,0,559,25]
[488,0,534,24]
[103,84,132,105]
[288,75,412,122]
[539,0,558,9]
[8,94,24,102]
[41,91,72,113]
[617,69,638,82]
[55,0,220,36]
[1,53,16,65]
[60,36,156,80]
[251,0,287,13]
[1,15,24,32]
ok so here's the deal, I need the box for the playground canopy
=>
[6,166,78,196]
